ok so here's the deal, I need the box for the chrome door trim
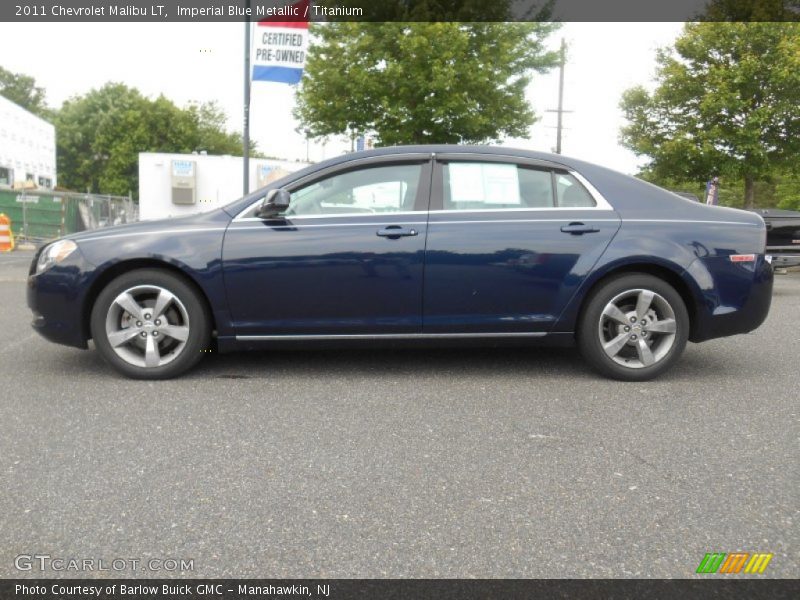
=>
[236,332,548,341]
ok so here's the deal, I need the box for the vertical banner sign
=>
[251,0,310,84]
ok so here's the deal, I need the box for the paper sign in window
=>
[449,163,521,205]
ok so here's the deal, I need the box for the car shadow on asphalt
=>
[204,346,589,380]
[49,339,746,383]
[62,343,590,381]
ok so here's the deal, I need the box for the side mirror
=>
[257,188,291,218]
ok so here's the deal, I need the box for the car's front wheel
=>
[577,273,689,381]
[90,269,211,379]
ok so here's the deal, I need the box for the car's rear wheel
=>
[577,273,689,381]
[90,269,211,379]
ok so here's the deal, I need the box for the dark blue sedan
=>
[27,146,773,380]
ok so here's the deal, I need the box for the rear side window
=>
[443,163,553,210]
[442,163,596,210]
[554,172,596,208]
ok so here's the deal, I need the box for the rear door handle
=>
[560,222,599,235]
[377,226,418,239]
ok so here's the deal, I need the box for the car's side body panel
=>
[423,209,621,333]
[551,220,773,341]
[28,210,230,348]
[222,213,429,336]
[27,145,773,358]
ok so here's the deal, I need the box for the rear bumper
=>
[688,255,773,343]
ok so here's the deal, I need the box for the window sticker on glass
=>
[449,163,521,205]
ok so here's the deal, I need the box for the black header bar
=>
[2,579,799,600]
[2,0,800,23]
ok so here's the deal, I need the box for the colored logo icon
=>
[696,552,773,574]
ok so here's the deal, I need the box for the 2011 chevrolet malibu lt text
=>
[27,146,773,380]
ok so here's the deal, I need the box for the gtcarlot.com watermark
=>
[14,554,194,573]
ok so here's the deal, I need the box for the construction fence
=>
[0,190,139,243]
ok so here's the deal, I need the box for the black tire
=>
[90,269,211,379]
[577,273,689,381]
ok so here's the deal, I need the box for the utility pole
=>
[545,39,571,155]
[243,0,251,196]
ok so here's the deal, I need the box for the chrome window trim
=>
[234,210,424,222]
[430,218,618,225]
[231,221,428,230]
[227,217,756,231]
[228,218,619,231]
[567,170,614,211]
[234,205,617,223]
[624,219,757,226]
[428,206,612,214]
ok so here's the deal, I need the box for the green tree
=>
[774,172,800,210]
[699,0,800,21]
[620,23,800,208]
[56,84,250,197]
[0,66,49,117]
[295,22,560,146]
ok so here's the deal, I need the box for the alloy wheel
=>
[104,285,191,368]
[597,288,678,369]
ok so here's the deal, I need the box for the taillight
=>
[729,254,756,263]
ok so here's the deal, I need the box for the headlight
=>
[36,240,78,274]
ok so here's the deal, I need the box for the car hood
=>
[64,209,232,244]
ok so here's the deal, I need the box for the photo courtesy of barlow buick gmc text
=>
[0,1,798,600]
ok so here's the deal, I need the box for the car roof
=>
[311,144,575,170]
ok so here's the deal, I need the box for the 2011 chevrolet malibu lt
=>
[27,146,773,380]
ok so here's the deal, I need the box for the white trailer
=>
[138,152,309,221]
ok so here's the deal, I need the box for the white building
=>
[0,95,57,189]
[138,152,308,220]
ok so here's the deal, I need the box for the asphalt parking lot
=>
[0,250,797,578]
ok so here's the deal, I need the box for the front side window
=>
[285,163,423,217]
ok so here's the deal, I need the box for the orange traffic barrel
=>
[0,213,14,252]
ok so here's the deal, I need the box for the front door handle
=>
[377,226,419,239]
[560,222,599,235]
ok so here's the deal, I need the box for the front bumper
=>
[27,248,93,349]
